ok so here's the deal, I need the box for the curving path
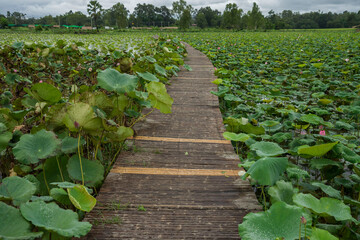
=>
[83,43,260,239]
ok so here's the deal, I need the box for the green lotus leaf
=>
[293,193,355,222]
[238,123,265,135]
[67,155,104,187]
[0,131,12,152]
[36,156,71,195]
[300,114,324,125]
[311,182,341,199]
[137,72,159,82]
[286,167,310,179]
[67,184,96,212]
[271,132,292,143]
[310,227,338,240]
[244,157,288,186]
[61,136,85,154]
[0,201,43,240]
[0,176,36,206]
[309,158,342,170]
[318,99,333,105]
[332,144,360,163]
[31,83,62,104]
[223,132,250,142]
[212,78,222,85]
[20,201,92,238]
[146,82,173,114]
[154,63,167,77]
[13,129,61,165]
[268,180,298,204]
[250,141,285,157]
[238,201,312,240]
[50,188,72,205]
[260,120,280,127]
[97,68,138,94]
[106,126,134,142]
[298,142,338,157]
[224,94,242,102]
[63,102,102,132]
[335,121,354,130]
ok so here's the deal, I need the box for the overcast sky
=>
[0,0,359,18]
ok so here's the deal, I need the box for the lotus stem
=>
[261,186,267,211]
[95,130,105,160]
[130,108,155,128]
[105,143,124,175]
[299,218,301,240]
[78,132,85,185]
[42,163,50,194]
[56,156,64,182]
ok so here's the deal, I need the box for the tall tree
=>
[195,12,207,29]
[197,7,221,28]
[104,3,128,28]
[247,2,264,30]
[172,0,193,21]
[222,3,243,29]
[179,9,191,29]
[87,0,102,30]
[133,3,156,26]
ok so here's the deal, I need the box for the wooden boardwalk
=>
[83,43,260,239]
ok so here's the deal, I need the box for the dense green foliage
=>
[0,32,187,238]
[182,30,360,239]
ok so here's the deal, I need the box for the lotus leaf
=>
[154,63,167,77]
[0,176,36,206]
[0,201,43,240]
[36,156,71,195]
[97,68,139,94]
[67,155,104,187]
[61,136,85,154]
[31,83,62,104]
[137,72,159,82]
[298,142,338,157]
[146,82,173,114]
[332,144,360,163]
[250,141,285,157]
[300,114,324,125]
[311,182,341,199]
[67,184,96,212]
[0,131,12,152]
[268,180,298,204]
[20,201,92,238]
[63,102,102,132]
[106,126,134,142]
[310,227,338,240]
[223,132,250,142]
[13,129,61,164]
[238,201,311,240]
[286,167,310,179]
[293,193,354,222]
[50,188,72,205]
[244,157,288,185]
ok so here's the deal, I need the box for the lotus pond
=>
[0,32,187,239]
[180,30,360,239]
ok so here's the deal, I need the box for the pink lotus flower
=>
[88,68,93,72]
[345,58,349,62]
[301,216,307,224]
[117,63,120,66]
[39,80,43,83]
[300,71,303,74]
[217,47,220,50]
[13,69,18,73]
[318,59,321,62]
[214,67,217,71]
[319,125,324,130]
[58,71,61,74]
[319,130,326,136]
[265,62,268,65]
[301,130,307,135]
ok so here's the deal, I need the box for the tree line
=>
[1,0,359,30]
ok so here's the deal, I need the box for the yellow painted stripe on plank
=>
[128,136,231,144]
[112,167,244,176]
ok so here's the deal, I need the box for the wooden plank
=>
[128,135,231,144]
[112,167,244,176]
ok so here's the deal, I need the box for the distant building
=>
[28,25,35,28]
[82,26,92,30]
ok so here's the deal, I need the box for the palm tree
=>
[87,0,102,31]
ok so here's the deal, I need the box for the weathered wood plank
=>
[82,43,260,239]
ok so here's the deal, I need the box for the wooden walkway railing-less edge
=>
[83,43,260,239]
